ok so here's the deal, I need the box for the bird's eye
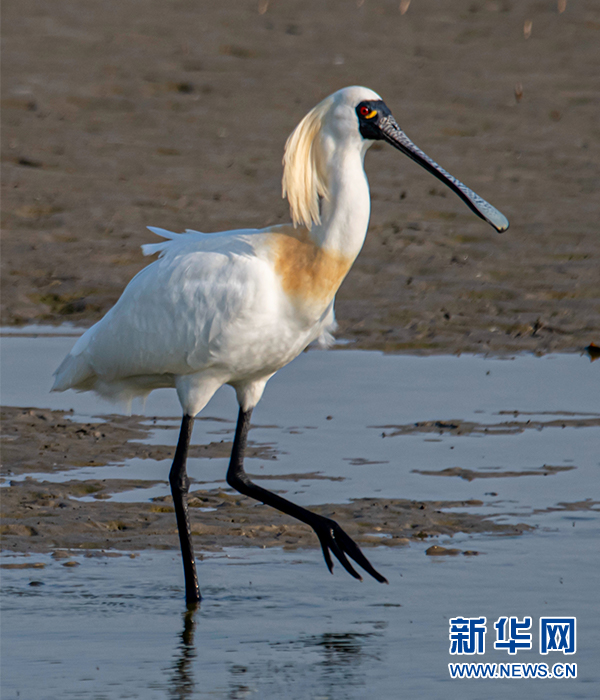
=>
[358,105,377,119]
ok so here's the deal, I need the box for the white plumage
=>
[52,86,508,601]
[53,224,338,413]
[53,86,382,416]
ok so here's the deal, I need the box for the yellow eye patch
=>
[359,105,378,119]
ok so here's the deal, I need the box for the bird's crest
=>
[282,95,333,230]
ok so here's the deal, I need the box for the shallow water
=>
[1,328,599,698]
[2,535,599,700]
[2,330,598,512]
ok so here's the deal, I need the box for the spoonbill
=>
[53,86,509,604]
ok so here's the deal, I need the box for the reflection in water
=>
[304,631,382,699]
[169,606,198,700]
[228,664,251,700]
[313,632,369,665]
[257,629,383,698]
[305,631,380,680]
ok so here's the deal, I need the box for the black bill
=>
[378,113,509,233]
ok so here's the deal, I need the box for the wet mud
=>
[1,405,535,555]
[2,7,599,693]
[2,0,599,354]
[376,413,600,438]
[412,464,576,481]
[1,406,274,477]
[1,473,533,556]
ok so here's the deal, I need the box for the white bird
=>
[53,86,509,604]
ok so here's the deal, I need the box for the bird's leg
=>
[226,408,388,584]
[170,414,201,605]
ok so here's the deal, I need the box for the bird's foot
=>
[313,518,388,584]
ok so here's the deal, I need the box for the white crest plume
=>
[281,94,334,230]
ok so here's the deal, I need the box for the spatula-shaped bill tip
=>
[379,116,509,233]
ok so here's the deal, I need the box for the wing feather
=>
[53,230,280,400]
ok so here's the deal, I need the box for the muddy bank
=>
[0,406,274,478]
[1,405,537,555]
[2,1,599,354]
[1,475,532,556]
[376,413,600,437]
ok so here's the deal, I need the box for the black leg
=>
[170,414,201,605]
[226,408,388,584]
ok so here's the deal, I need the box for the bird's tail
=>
[52,352,95,392]
[141,226,180,256]
[52,328,96,392]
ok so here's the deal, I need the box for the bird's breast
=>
[266,225,353,313]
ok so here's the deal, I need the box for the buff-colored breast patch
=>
[267,225,352,308]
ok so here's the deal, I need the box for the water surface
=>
[1,329,598,698]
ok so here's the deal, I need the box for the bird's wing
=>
[54,229,281,394]
[142,226,260,257]
[141,226,207,257]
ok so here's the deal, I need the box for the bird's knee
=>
[170,471,190,495]
[226,470,251,492]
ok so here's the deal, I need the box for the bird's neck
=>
[264,142,371,319]
[310,145,371,264]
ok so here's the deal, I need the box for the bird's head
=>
[283,86,509,233]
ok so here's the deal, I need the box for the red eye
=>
[359,105,371,116]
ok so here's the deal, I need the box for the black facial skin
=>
[354,99,509,232]
[356,100,391,140]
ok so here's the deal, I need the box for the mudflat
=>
[1,2,598,558]
[1,406,535,555]
[2,1,599,353]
